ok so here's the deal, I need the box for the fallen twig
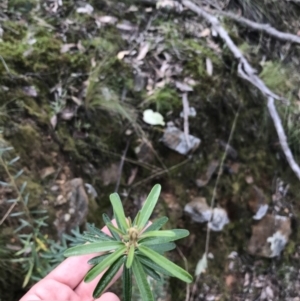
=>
[182,0,300,181]
[207,9,300,45]
[189,104,241,301]
[267,97,300,179]
[182,93,191,148]
[182,0,287,104]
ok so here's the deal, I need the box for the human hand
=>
[20,224,121,301]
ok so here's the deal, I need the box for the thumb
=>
[94,292,120,301]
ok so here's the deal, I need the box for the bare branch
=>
[182,0,287,103]
[208,9,300,45]
[267,97,300,179]
[182,93,191,148]
[182,0,300,181]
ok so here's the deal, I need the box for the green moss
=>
[259,61,293,96]
[22,178,44,208]
[146,86,181,113]
[8,124,41,159]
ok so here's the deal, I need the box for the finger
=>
[43,224,112,289]
[74,264,123,299]
[19,279,79,301]
[95,292,120,301]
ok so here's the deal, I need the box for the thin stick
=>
[115,140,130,193]
[0,201,18,225]
[183,0,300,181]
[177,246,191,301]
[189,104,240,301]
[182,0,287,104]
[207,9,300,45]
[131,158,189,188]
[267,97,300,179]
[182,93,191,148]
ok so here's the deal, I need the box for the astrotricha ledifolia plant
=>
[64,184,193,301]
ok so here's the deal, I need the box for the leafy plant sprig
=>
[64,184,193,301]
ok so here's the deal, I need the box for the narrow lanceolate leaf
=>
[103,214,121,241]
[132,211,141,227]
[107,222,125,236]
[132,258,154,301]
[143,216,168,233]
[86,223,114,241]
[83,232,110,243]
[136,255,173,277]
[137,184,161,230]
[64,241,123,257]
[146,242,176,254]
[139,230,175,240]
[110,192,128,232]
[139,229,189,245]
[84,246,126,282]
[93,255,125,298]
[138,245,193,283]
[123,266,132,301]
[88,253,110,265]
[126,245,135,268]
[142,264,162,282]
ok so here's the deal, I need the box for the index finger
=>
[43,223,112,289]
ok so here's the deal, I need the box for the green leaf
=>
[139,229,189,245]
[85,246,126,282]
[136,255,173,277]
[64,241,123,257]
[126,245,135,268]
[88,253,110,265]
[132,211,141,227]
[137,184,161,230]
[139,230,175,240]
[142,264,162,282]
[138,245,193,283]
[103,214,121,241]
[82,232,115,242]
[22,260,34,288]
[86,223,114,241]
[143,216,168,233]
[93,255,126,298]
[107,222,125,236]
[110,192,128,232]
[123,266,132,301]
[146,242,176,253]
[132,257,154,301]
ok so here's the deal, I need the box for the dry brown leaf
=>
[175,81,193,92]
[206,57,213,76]
[60,43,76,54]
[50,115,57,129]
[97,16,118,24]
[76,4,93,14]
[127,167,138,185]
[116,22,137,31]
[77,41,85,52]
[40,166,55,179]
[245,175,254,184]
[200,28,211,37]
[117,50,130,60]
[71,96,82,106]
[136,42,150,61]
